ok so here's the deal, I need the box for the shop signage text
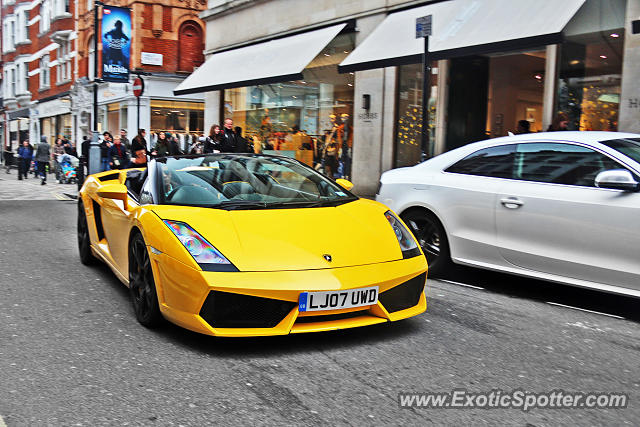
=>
[358,112,379,122]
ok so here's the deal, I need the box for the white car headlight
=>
[163,220,238,271]
[384,211,421,259]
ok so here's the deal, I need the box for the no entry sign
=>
[133,77,144,97]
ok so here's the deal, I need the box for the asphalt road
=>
[0,199,639,426]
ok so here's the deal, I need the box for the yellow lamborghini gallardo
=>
[77,154,427,337]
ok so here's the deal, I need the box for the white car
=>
[377,131,640,297]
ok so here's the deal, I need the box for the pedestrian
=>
[100,132,113,171]
[120,129,130,152]
[220,118,238,153]
[154,132,171,157]
[204,125,222,153]
[131,129,147,154]
[63,140,78,157]
[35,136,51,185]
[547,112,569,132]
[168,132,182,155]
[323,140,339,179]
[52,137,66,182]
[234,126,251,153]
[17,140,33,180]
[190,136,205,154]
[515,120,531,134]
[108,136,129,169]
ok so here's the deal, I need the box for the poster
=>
[101,6,131,83]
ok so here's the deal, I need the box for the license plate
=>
[298,286,379,312]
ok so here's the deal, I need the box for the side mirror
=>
[335,178,354,191]
[595,169,640,192]
[97,183,129,209]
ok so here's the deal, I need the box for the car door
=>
[495,142,640,291]
[440,144,516,266]
[99,191,137,277]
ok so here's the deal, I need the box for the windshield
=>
[600,138,640,165]
[155,154,357,209]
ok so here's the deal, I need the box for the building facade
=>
[190,0,638,195]
[2,0,76,150]
[72,0,207,148]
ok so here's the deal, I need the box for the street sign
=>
[133,77,144,97]
[416,15,432,38]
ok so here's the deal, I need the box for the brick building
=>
[2,0,76,150]
[72,0,207,147]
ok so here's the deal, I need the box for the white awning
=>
[339,0,585,73]
[174,24,346,95]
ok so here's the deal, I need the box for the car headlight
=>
[384,211,421,259]
[163,220,238,271]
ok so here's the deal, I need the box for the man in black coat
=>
[221,118,239,153]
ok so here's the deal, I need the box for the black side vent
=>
[92,199,105,241]
[98,172,120,182]
[199,291,296,329]
[379,273,426,313]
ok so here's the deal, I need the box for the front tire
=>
[129,232,163,328]
[401,209,452,277]
[77,201,96,265]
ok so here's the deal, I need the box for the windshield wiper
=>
[215,200,268,210]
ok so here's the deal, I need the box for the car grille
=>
[199,291,296,329]
[378,273,426,313]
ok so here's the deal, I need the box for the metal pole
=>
[421,36,431,160]
[88,0,102,175]
[137,94,140,132]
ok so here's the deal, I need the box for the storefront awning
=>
[174,24,346,96]
[338,0,585,73]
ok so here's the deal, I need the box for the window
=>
[445,145,516,179]
[57,41,71,82]
[40,1,51,33]
[8,19,16,50]
[600,138,640,165]
[40,55,50,88]
[10,68,17,98]
[88,37,95,79]
[178,21,204,72]
[17,10,27,43]
[514,143,622,187]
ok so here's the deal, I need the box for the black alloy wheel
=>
[401,210,451,277]
[77,201,96,265]
[129,233,163,327]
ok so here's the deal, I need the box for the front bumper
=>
[150,252,428,337]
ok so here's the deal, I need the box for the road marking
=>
[545,302,625,319]
[436,279,484,290]
[0,415,7,427]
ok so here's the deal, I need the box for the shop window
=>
[223,32,355,179]
[178,21,204,72]
[150,100,204,136]
[486,50,546,138]
[557,30,624,131]
[394,62,437,168]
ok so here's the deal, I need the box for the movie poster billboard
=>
[101,6,131,83]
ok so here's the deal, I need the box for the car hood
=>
[150,199,404,271]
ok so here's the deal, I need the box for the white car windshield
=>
[156,154,356,209]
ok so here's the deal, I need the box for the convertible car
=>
[77,154,427,337]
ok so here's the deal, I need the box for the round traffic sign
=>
[133,77,144,97]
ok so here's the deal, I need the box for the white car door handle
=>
[500,197,524,209]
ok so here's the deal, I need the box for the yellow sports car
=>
[77,154,427,337]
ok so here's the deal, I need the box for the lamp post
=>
[88,0,104,175]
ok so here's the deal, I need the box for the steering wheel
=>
[165,186,181,202]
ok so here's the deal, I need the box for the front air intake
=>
[199,291,296,328]
[378,273,426,313]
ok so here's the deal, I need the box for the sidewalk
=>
[0,167,78,201]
